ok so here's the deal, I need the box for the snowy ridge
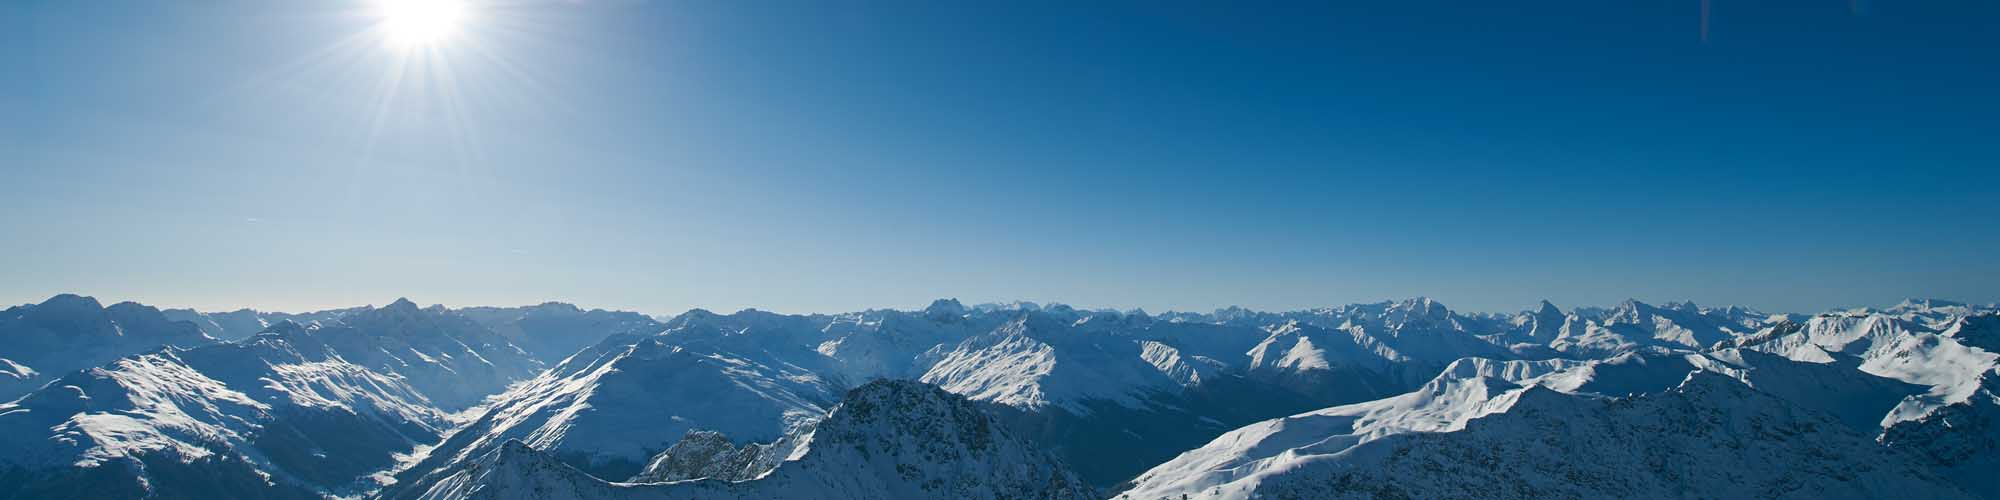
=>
[1117,348,1955,499]
[1882,366,2000,496]
[457,302,662,363]
[1151,372,1968,499]
[411,380,1094,500]
[270,298,544,411]
[1548,300,1769,357]
[918,315,1185,414]
[381,334,839,497]
[404,303,1311,488]
[0,295,216,402]
[0,298,548,499]
[0,338,449,498]
[1738,311,2000,426]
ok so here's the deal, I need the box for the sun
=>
[376,0,469,49]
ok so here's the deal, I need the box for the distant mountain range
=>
[3,294,1996,499]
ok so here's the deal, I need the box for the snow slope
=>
[0,337,449,498]
[273,298,543,411]
[0,298,546,499]
[0,295,216,402]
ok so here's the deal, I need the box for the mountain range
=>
[3,294,1996,499]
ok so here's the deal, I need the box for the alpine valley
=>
[3,294,1997,499]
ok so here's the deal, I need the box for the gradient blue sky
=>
[3,0,1996,316]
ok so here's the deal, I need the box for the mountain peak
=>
[529,301,584,313]
[35,293,104,312]
[1535,300,1562,316]
[924,298,967,319]
[1395,296,1448,313]
[1894,298,1970,311]
[1671,369,1755,399]
[385,297,421,312]
[259,320,310,336]
[104,301,161,315]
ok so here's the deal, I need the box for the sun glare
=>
[377,0,468,49]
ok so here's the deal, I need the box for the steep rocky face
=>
[1881,369,2000,497]
[759,380,1096,499]
[0,295,215,401]
[628,427,807,483]
[412,380,1095,500]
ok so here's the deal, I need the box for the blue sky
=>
[3,0,1996,315]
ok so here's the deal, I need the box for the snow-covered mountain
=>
[1882,357,2000,497]
[381,332,840,495]
[1546,299,1774,357]
[0,330,450,498]
[1127,371,1966,499]
[1118,350,1961,499]
[456,302,662,363]
[406,379,1094,500]
[159,306,361,342]
[911,312,1324,483]
[0,295,216,402]
[389,296,2000,493]
[7,294,1999,499]
[257,299,543,411]
[1734,309,2000,427]
[1739,310,2000,497]
[389,302,1310,489]
[159,307,270,342]
[160,301,652,365]
[0,298,546,499]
